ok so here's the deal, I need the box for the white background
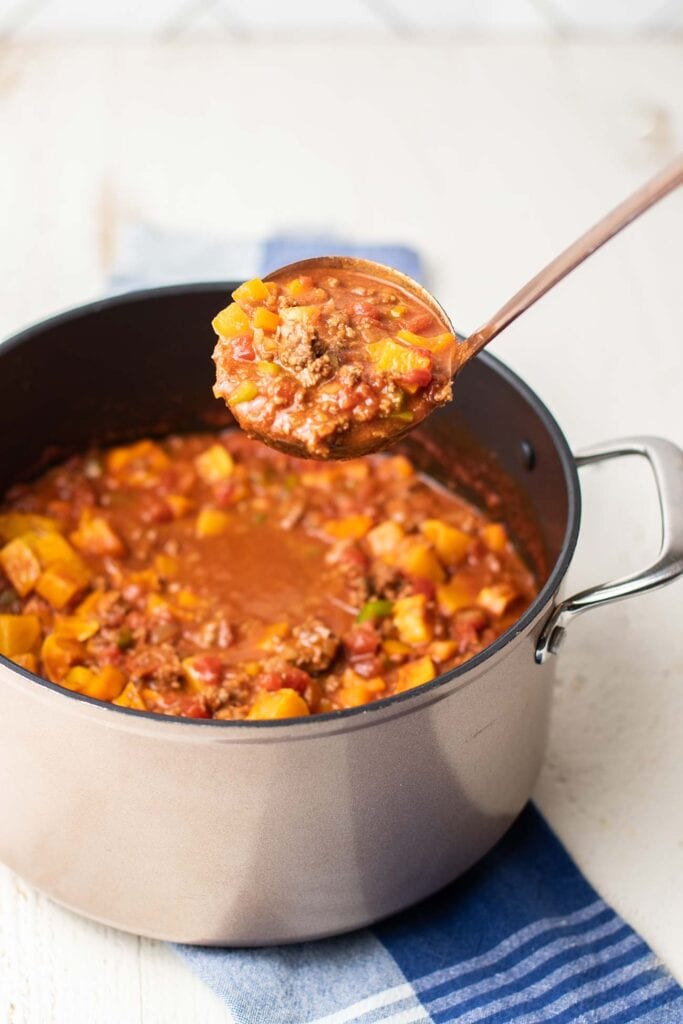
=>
[0,21,682,1024]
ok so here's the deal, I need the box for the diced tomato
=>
[338,545,370,572]
[175,695,210,718]
[410,577,436,601]
[343,622,380,658]
[452,608,488,653]
[403,311,434,334]
[400,366,433,390]
[351,300,381,322]
[352,655,385,678]
[259,666,312,694]
[188,655,223,687]
[231,336,256,362]
[99,645,123,666]
[138,495,174,525]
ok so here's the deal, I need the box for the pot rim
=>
[0,282,581,730]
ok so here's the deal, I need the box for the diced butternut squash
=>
[35,559,91,609]
[397,539,445,583]
[396,329,455,353]
[195,444,234,485]
[367,337,431,379]
[12,652,37,673]
[323,515,373,540]
[62,665,95,693]
[70,512,124,557]
[113,681,146,710]
[166,494,194,519]
[420,519,473,565]
[195,508,231,538]
[232,278,270,304]
[229,381,260,405]
[0,538,41,596]
[258,621,290,650]
[76,590,104,618]
[384,455,414,480]
[154,553,179,577]
[395,655,436,693]
[175,588,201,610]
[106,440,170,486]
[393,593,432,646]
[427,640,459,663]
[212,302,252,337]
[247,688,310,720]
[0,512,60,543]
[336,671,386,709]
[256,360,281,378]
[85,665,126,701]
[389,304,408,318]
[436,576,476,615]
[41,634,84,682]
[477,583,518,617]
[285,277,309,297]
[63,664,126,701]
[27,531,78,566]
[53,615,100,641]
[366,520,405,561]
[382,637,412,658]
[0,614,40,657]
[252,307,281,331]
[481,523,508,554]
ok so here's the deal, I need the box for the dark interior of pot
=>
[0,285,579,594]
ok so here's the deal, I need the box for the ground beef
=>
[291,618,340,673]
[277,317,336,389]
[127,642,182,685]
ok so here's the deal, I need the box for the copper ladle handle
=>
[464,154,683,359]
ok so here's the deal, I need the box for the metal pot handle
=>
[535,435,683,663]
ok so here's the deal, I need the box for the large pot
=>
[0,284,681,945]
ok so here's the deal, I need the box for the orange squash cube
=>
[0,614,41,657]
[113,681,146,710]
[323,515,373,541]
[481,523,508,554]
[232,278,270,304]
[477,583,518,617]
[392,593,432,646]
[397,539,445,583]
[212,302,252,337]
[195,508,231,538]
[0,512,60,543]
[247,688,310,720]
[252,307,281,332]
[436,576,476,615]
[195,444,234,485]
[420,519,472,565]
[41,633,84,682]
[395,655,436,693]
[70,512,124,557]
[366,520,405,561]
[367,338,431,379]
[35,558,91,609]
[0,537,41,596]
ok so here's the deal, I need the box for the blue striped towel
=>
[113,229,682,1024]
[176,806,682,1024]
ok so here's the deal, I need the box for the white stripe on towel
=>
[423,919,634,1013]
[309,983,415,1024]
[455,952,656,1024]
[413,899,607,993]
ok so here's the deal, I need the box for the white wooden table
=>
[0,38,682,1023]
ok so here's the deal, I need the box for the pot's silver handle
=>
[535,435,683,663]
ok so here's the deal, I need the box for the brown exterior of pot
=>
[0,284,581,944]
